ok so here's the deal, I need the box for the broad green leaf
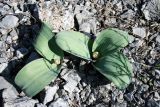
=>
[92,28,131,58]
[56,31,91,60]
[93,52,133,89]
[33,22,63,62]
[15,58,60,97]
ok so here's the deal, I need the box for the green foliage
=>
[15,22,133,97]
[56,31,91,60]
[56,28,133,89]
[15,58,60,97]
[33,22,63,62]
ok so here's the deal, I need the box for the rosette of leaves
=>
[56,28,133,89]
[15,23,63,97]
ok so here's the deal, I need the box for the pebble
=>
[132,27,146,38]
[49,98,69,107]
[0,15,19,29]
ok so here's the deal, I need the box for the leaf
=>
[15,58,60,97]
[56,31,91,60]
[33,22,63,62]
[92,28,131,58]
[93,52,133,89]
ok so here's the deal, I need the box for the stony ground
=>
[0,0,160,107]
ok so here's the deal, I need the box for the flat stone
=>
[132,27,146,38]
[0,15,19,29]
[49,98,69,107]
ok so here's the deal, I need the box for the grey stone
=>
[147,99,160,107]
[10,29,18,41]
[117,93,124,103]
[36,103,47,107]
[6,36,12,44]
[115,101,127,107]
[16,48,29,59]
[0,57,7,63]
[142,0,160,21]
[62,70,81,93]
[154,92,160,101]
[62,11,74,30]
[0,63,7,73]
[0,76,12,89]
[49,98,69,107]
[2,86,18,100]
[43,85,59,105]
[124,93,133,101]
[86,93,96,105]
[0,15,19,29]
[80,85,91,102]
[4,96,38,107]
[156,35,160,44]
[0,28,8,35]
[132,27,146,38]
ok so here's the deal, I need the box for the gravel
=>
[0,0,159,107]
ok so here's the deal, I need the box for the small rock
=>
[36,103,47,107]
[62,70,81,93]
[6,36,12,44]
[117,93,124,103]
[156,35,160,44]
[154,92,160,101]
[0,63,8,73]
[87,93,96,105]
[43,85,59,105]
[115,101,127,107]
[49,98,69,107]
[0,15,19,29]
[132,27,146,38]
[80,85,91,102]
[124,93,133,101]
[62,11,74,30]
[0,57,7,63]
[147,99,160,107]
[16,48,29,59]
[10,29,18,41]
